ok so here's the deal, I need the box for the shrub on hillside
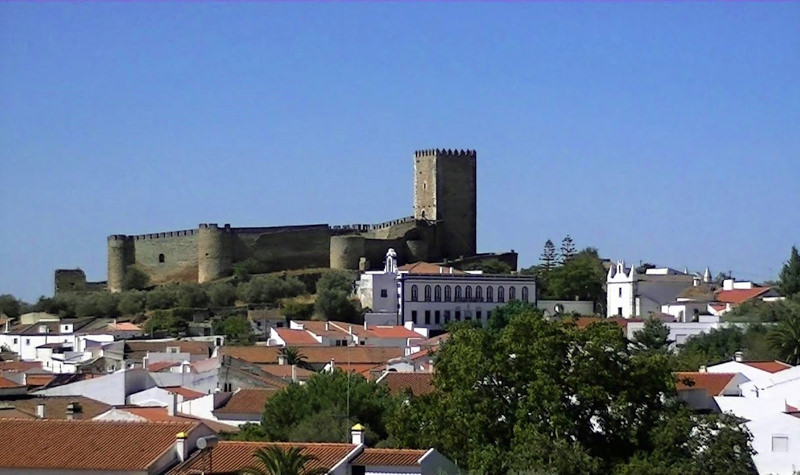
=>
[122,266,150,291]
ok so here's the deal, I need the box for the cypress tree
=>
[779,246,800,297]
[540,240,557,271]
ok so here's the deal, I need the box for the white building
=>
[358,249,536,331]
[606,261,707,318]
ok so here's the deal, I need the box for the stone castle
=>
[56,148,517,293]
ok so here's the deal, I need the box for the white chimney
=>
[278,355,287,366]
[699,365,707,373]
[325,321,329,331]
[364,321,368,330]
[168,392,178,417]
[65,402,80,420]
[350,423,365,445]
[734,351,744,362]
[36,402,46,419]
[291,364,297,383]
[329,358,335,372]
[175,432,188,462]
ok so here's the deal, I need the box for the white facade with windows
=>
[400,274,536,330]
[606,260,703,318]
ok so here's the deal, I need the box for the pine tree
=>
[778,246,800,297]
[540,240,557,271]
[559,235,576,265]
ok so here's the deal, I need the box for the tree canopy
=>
[778,245,800,297]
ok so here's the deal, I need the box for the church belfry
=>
[413,149,477,260]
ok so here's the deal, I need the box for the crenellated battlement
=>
[414,148,476,158]
[330,216,415,232]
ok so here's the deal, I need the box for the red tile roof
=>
[367,325,421,339]
[676,372,737,396]
[743,361,792,373]
[0,419,197,471]
[224,346,404,365]
[0,396,110,420]
[293,320,350,338]
[274,328,321,346]
[352,448,428,466]
[164,386,206,401]
[214,389,279,415]
[258,364,314,379]
[0,376,24,388]
[380,372,434,396]
[0,361,43,372]
[398,262,466,275]
[147,361,181,372]
[120,406,184,422]
[715,287,771,305]
[168,441,357,474]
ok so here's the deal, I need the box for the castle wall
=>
[232,225,331,273]
[131,230,199,285]
[198,224,231,283]
[108,235,135,292]
[330,235,365,270]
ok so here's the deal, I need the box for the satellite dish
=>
[197,435,219,450]
[554,303,564,315]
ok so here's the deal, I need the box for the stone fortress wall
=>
[56,149,515,293]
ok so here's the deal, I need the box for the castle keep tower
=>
[413,149,477,259]
[197,223,233,283]
[107,235,134,292]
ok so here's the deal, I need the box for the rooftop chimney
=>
[291,364,297,383]
[734,351,744,362]
[325,321,329,331]
[278,354,287,366]
[329,358,335,372]
[168,392,178,417]
[351,423,365,445]
[364,321,368,330]
[36,402,45,419]
[65,402,81,420]
[175,432,188,462]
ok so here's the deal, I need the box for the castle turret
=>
[413,149,477,260]
[330,235,366,270]
[198,224,232,283]
[107,235,134,292]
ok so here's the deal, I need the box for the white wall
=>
[747,413,800,475]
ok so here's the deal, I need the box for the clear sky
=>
[1,2,798,302]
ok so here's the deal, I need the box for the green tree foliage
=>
[540,239,557,270]
[208,282,237,307]
[175,283,209,308]
[75,292,120,318]
[778,246,800,297]
[212,315,254,345]
[543,248,606,303]
[725,295,800,323]
[278,346,311,369]
[767,312,800,365]
[240,446,327,475]
[314,289,358,322]
[462,259,513,274]
[146,286,178,310]
[630,318,673,355]
[559,234,576,265]
[122,266,150,291]
[118,290,146,315]
[315,270,354,294]
[143,309,189,337]
[387,305,754,474]
[0,294,22,318]
[673,325,779,371]
[238,275,306,305]
[282,298,314,321]
[259,370,396,445]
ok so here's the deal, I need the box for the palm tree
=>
[240,446,328,475]
[767,314,800,365]
[279,346,312,370]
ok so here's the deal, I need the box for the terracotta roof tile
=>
[293,320,350,338]
[0,376,24,388]
[0,419,197,471]
[676,372,737,396]
[743,361,792,373]
[147,361,181,372]
[125,341,212,361]
[366,325,422,339]
[0,396,110,420]
[258,364,315,379]
[352,448,428,466]
[380,372,434,396]
[274,328,321,346]
[214,389,278,416]
[163,386,206,401]
[714,287,771,305]
[168,441,357,474]
[25,373,56,387]
[0,361,43,372]
[398,262,466,275]
[224,346,404,365]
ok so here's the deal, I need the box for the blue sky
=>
[1,3,798,302]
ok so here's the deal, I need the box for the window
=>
[380,289,388,298]
[465,286,472,300]
[352,466,366,475]
[617,307,623,317]
[475,286,483,301]
[772,435,789,452]
[336,340,344,347]
[411,310,418,324]
[487,311,492,320]
[498,286,505,303]
[424,285,432,302]
[158,253,165,263]
[454,286,462,301]
[476,310,482,321]
[522,287,529,302]
[424,311,431,325]
[434,311,440,325]
[444,285,452,302]
[411,285,419,302]
[12,338,17,345]
[509,286,516,300]
[455,311,461,321]
[618,287,622,298]
[25,339,30,346]
[486,287,493,302]
[434,285,442,302]
[444,311,451,323]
